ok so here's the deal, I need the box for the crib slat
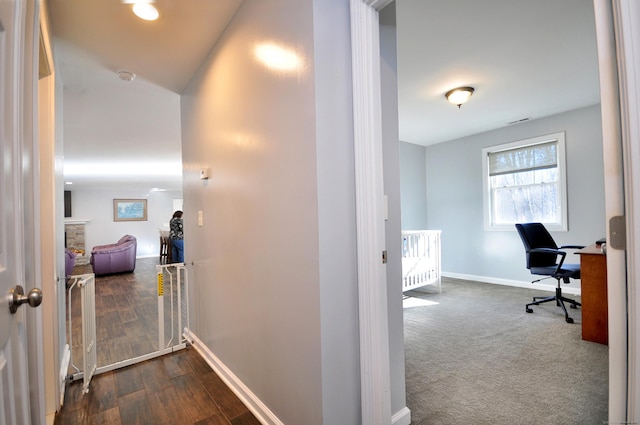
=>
[401,230,441,293]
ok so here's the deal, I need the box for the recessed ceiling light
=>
[132,3,159,21]
[65,181,73,185]
[116,70,136,82]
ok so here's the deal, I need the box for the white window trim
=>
[482,131,568,231]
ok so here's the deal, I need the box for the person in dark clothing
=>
[169,210,184,263]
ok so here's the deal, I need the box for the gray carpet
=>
[403,278,608,425]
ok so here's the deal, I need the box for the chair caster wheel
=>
[570,304,577,309]
[566,317,574,324]
[526,308,533,313]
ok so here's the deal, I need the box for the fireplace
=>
[65,220,90,265]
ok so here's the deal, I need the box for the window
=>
[482,132,567,231]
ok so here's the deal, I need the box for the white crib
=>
[401,230,442,293]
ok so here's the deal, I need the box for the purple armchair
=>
[65,248,76,277]
[90,235,137,275]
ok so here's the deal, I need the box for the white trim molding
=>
[362,0,394,10]
[593,0,629,423]
[350,0,392,423]
[391,407,411,425]
[63,219,91,225]
[58,344,70,407]
[187,331,284,425]
[611,0,640,420]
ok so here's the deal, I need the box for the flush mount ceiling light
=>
[445,86,475,108]
[116,70,136,82]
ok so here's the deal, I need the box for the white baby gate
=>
[67,263,189,392]
[67,274,97,394]
[402,230,442,293]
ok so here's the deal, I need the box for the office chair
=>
[515,223,585,323]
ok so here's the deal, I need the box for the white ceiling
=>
[49,0,243,93]
[48,0,601,189]
[397,0,600,146]
[49,0,243,190]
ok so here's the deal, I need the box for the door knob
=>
[9,285,43,314]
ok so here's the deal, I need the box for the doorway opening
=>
[388,1,608,422]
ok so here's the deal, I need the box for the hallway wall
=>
[180,0,363,423]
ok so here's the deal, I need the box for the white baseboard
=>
[59,344,71,408]
[441,272,582,296]
[188,330,413,425]
[186,330,283,425]
[47,344,70,425]
[392,406,411,425]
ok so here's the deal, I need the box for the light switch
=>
[198,210,203,227]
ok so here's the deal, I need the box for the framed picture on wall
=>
[114,199,147,222]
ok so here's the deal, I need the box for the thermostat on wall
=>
[200,168,210,180]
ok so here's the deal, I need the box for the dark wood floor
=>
[55,346,261,425]
[57,257,260,424]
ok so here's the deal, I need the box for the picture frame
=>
[113,199,147,222]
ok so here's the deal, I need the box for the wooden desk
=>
[577,244,608,345]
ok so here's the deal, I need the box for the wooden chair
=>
[159,235,172,264]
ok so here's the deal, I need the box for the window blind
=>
[488,141,557,176]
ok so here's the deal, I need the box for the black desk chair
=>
[515,223,585,323]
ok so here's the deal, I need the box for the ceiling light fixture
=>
[445,86,475,108]
[132,2,159,21]
[116,70,136,82]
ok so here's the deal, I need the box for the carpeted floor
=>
[403,278,608,425]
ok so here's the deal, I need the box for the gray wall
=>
[180,0,365,423]
[380,3,408,416]
[420,104,605,290]
[399,141,428,230]
[313,0,362,423]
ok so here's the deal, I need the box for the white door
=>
[0,0,40,423]
[592,0,640,421]
[602,1,640,420]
